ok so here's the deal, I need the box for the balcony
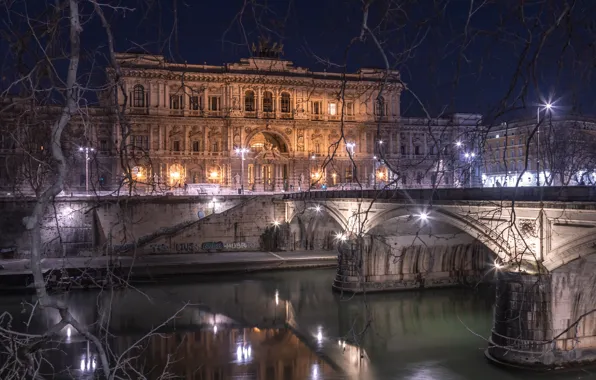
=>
[280,112,293,120]
[205,110,222,118]
[188,110,202,117]
[311,114,324,121]
[262,111,276,119]
[129,107,149,115]
[244,111,257,118]
[328,115,340,121]
[345,115,356,121]
[169,109,184,116]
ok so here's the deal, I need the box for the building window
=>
[400,145,406,155]
[212,141,219,152]
[100,139,108,152]
[209,96,220,111]
[189,95,200,110]
[263,91,273,112]
[281,92,291,113]
[315,143,321,154]
[519,147,523,156]
[173,140,180,152]
[346,102,354,116]
[245,90,255,112]
[170,95,181,109]
[312,101,322,114]
[328,103,337,116]
[132,135,149,151]
[192,141,200,152]
[519,136,523,145]
[414,145,420,155]
[132,85,145,107]
[375,96,386,116]
[416,172,423,184]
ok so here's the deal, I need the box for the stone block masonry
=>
[488,255,596,369]
[125,196,286,254]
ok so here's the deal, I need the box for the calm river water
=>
[1,268,594,380]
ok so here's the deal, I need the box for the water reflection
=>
[1,269,595,379]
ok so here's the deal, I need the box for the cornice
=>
[118,68,403,91]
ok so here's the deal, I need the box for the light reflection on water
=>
[2,268,596,379]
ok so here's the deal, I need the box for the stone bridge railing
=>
[283,186,596,203]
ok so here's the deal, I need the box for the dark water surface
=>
[2,269,595,379]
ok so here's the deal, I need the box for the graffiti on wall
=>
[148,241,259,254]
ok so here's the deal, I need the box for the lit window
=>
[328,103,337,116]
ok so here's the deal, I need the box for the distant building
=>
[482,116,596,187]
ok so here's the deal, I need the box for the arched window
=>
[281,92,291,113]
[374,96,386,116]
[133,85,145,107]
[245,90,255,112]
[263,91,273,112]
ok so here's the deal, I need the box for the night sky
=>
[6,0,596,122]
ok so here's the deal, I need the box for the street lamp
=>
[536,102,553,186]
[373,155,377,189]
[79,146,94,193]
[464,152,475,188]
[235,147,249,194]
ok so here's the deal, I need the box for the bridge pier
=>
[332,237,493,293]
[488,259,596,369]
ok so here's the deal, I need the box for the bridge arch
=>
[544,233,596,271]
[286,201,348,251]
[287,201,349,230]
[363,205,511,263]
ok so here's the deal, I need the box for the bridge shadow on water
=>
[1,269,594,379]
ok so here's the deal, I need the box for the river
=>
[0,268,593,379]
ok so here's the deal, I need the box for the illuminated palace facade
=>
[109,49,404,192]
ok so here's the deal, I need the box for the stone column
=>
[164,83,170,111]
[487,271,554,367]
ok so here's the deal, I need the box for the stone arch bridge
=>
[283,186,596,369]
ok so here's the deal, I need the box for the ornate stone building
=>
[108,48,403,192]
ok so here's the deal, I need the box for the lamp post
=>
[79,147,94,193]
[346,142,356,183]
[373,155,377,189]
[235,147,249,194]
[464,152,475,188]
[536,103,552,186]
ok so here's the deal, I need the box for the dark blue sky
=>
[5,0,596,121]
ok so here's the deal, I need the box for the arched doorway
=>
[247,131,290,192]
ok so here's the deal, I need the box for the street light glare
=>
[545,103,552,110]
[455,141,462,147]
[419,212,428,221]
[464,153,470,158]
